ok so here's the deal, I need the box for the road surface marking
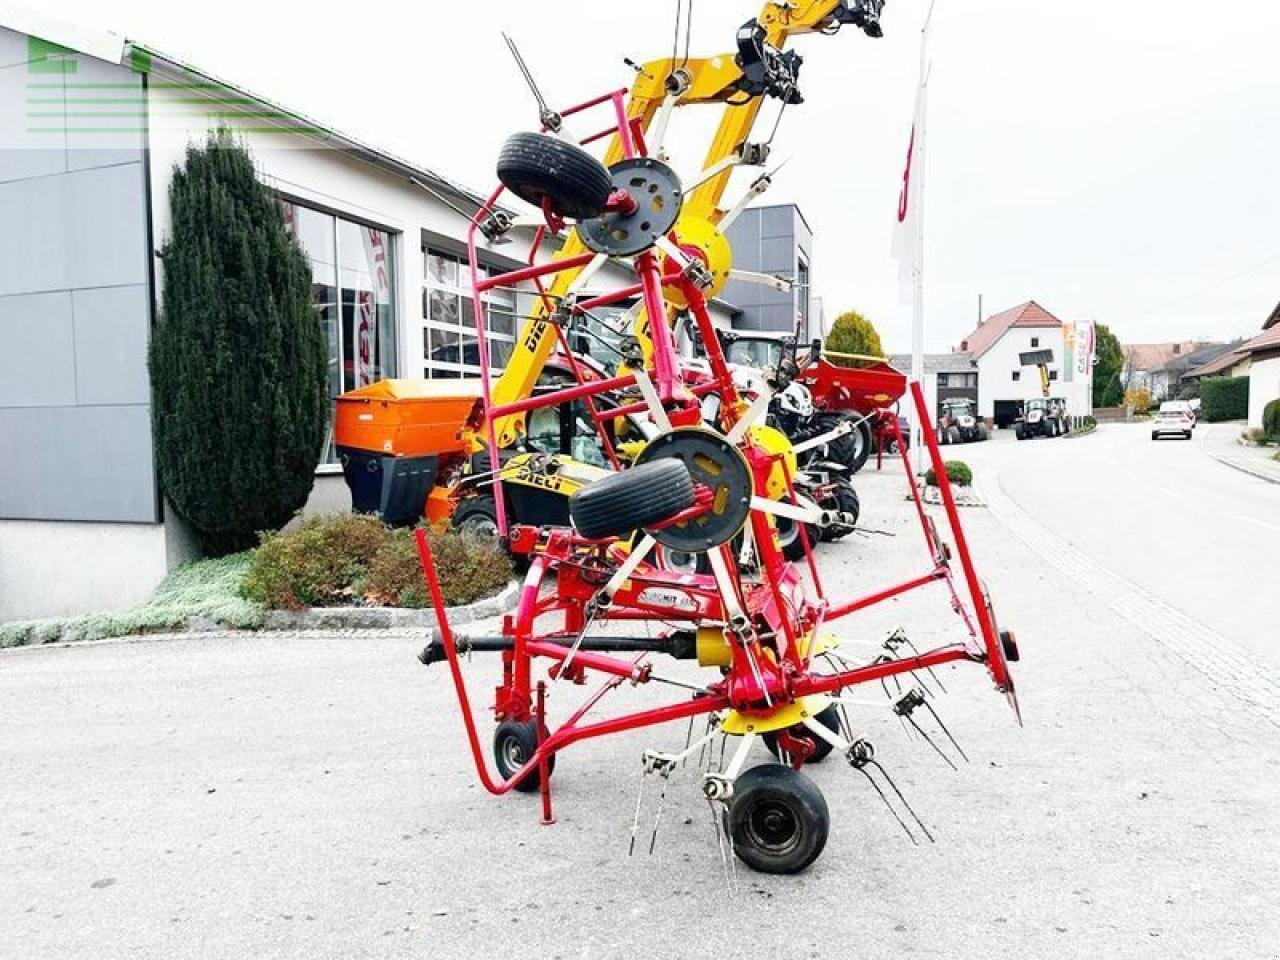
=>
[1236,514,1280,533]
[1154,486,1191,501]
[984,470,1280,730]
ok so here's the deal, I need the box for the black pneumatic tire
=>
[496,132,613,221]
[730,765,830,874]
[569,459,695,541]
[493,719,555,793]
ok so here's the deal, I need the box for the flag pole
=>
[910,2,935,475]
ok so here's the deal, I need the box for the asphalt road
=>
[3,428,1279,959]
[962,422,1280,670]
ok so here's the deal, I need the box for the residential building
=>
[885,352,978,426]
[955,301,1093,427]
[1241,303,1280,429]
[1122,339,1234,401]
[0,11,749,621]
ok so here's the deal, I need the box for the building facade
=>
[721,204,814,342]
[0,13,752,621]
[957,301,1093,428]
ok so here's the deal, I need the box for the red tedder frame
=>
[415,84,1017,819]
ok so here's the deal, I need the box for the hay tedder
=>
[411,0,1020,875]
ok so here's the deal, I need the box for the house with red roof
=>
[1242,302,1280,428]
[955,301,1094,427]
[1180,302,1280,428]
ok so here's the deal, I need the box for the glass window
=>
[283,201,398,466]
[422,247,516,379]
[1031,337,1039,348]
[796,256,810,341]
[1012,371,1021,381]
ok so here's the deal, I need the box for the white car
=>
[1151,403,1194,440]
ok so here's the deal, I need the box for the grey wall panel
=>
[0,62,67,183]
[0,404,156,521]
[0,173,72,296]
[0,27,31,69]
[0,290,76,406]
[66,55,144,172]
[760,236,795,273]
[68,164,148,289]
[761,205,793,238]
[72,284,149,405]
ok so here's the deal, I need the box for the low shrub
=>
[0,553,263,648]
[1244,427,1266,444]
[242,513,386,609]
[924,460,972,487]
[1124,387,1152,414]
[1199,376,1249,422]
[1263,398,1280,441]
[241,514,512,610]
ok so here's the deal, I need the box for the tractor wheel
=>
[493,719,555,793]
[814,413,870,474]
[496,132,613,221]
[761,704,842,763]
[818,484,859,542]
[730,765,829,874]
[775,513,819,561]
[453,495,530,574]
[947,426,961,445]
[569,459,694,541]
[452,495,499,540]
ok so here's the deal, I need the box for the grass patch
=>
[0,553,264,649]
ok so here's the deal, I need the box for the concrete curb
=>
[0,581,521,652]
[1201,450,1280,486]
[912,480,987,508]
[258,580,521,630]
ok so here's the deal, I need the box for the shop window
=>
[283,200,397,466]
[1031,337,1039,348]
[423,249,516,379]
[1012,370,1021,381]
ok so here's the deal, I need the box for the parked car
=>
[1159,399,1196,427]
[1151,404,1194,440]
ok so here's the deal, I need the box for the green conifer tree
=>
[149,129,326,555]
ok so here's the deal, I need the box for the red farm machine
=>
[337,0,1021,876]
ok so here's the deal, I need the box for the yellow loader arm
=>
[489,1,880,447]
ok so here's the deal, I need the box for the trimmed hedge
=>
[1263,398,1280,441]
[924,460,972,487]
[241,513,512,610]
[1199,376,1249,422]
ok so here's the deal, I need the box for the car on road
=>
[1151,403,1195,440]
[1158,399,1196,427]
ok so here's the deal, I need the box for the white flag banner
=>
[892,71,928,305]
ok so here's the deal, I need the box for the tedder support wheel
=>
[496,132,613,221]
[762,704,842,763]
[493,719,555,793]
[569,459,694,541]
[730,764,830,874]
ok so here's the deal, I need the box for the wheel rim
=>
[501,735,527,770]
[460,513,498,539]
[745,797,802,855]
[775,516,797,548]
[657,545,701,575]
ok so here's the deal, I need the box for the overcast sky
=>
[30,0,1280,352]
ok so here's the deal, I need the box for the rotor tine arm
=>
[749,495,826,526]
[565,252,611,299]
[725,386,774,445]
[718,172,773,232]
[728,269,792,293]
[649,89,682,161]
[632,369,673,433]
[603,533,658,596]
[682,154,741,195]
